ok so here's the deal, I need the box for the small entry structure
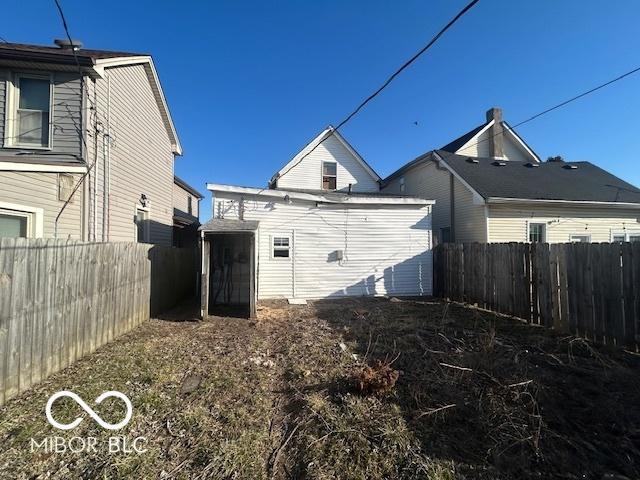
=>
[199,219,258,319]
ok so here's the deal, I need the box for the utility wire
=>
[0,35,8,43]
[274,0,481,184]
[432,64,640,164]
[52,0,98,238]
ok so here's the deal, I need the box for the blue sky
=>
[5,1,640,220]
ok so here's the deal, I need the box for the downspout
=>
[106,74,111,241]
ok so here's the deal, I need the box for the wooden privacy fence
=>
[0,239,198,405]
[433,242,640,350]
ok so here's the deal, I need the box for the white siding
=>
[214,193,432,299]
[173,182,199,220]
[384,160,451,242]
[488,204,640,243]
[456,127,531,162]
[453,177,487,243]
[86,64,175,245]
[0,171,82,239]
[276,135,379,192]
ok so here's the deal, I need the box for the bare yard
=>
[1,298,639,479]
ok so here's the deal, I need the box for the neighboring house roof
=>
[207,183,433,205]
[174,175,204,199]
[435,151,640,205]
[199,218,259,232]
[440,122,488,153]
[0,42,182,156]
[269,126,381,187]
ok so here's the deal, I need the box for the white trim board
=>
[0,200,44,238]
[0,161,87,173]
[486,197,640,209]
[207,183,434,205]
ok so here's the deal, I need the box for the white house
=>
[200,127,434,318]
[383,108,640,244]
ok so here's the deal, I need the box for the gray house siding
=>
[0,171,83,238]
[0,69,83,163]
[86,63,175,246]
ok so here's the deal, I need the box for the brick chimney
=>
[486,107,504,159]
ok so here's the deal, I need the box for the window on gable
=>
[322,162,337,190]
[528,223,545,243]
[272,236,290,258]
[399,177,406,193]
[10,75,52,147]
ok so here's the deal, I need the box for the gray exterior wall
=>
[173,182,199,221]
[0,171,83,238]
[0,68,83,163]
[86,63,175,246]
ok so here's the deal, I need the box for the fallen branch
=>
[508,380,533,388]
[439,362,473,372]
[416,404,456,418]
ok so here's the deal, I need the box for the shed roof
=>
[199,218,259,232]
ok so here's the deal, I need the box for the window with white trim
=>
[528,222,546,243]
[322,162,337,191]
[612,232,640,243]
[0,208,33,238]
[399,176,405,193]
[570,234,591,243]
[272,235,290,258]
[7,74,53,148]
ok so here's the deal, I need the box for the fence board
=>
[0,240,197,405]
[433,241,639,350]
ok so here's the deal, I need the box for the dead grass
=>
[0,298,639,479]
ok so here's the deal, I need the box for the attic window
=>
[525,162,539,168]
[563,164,578,170]
[492,161,507,167]
[466,157,479,164]
[322,162,337,190]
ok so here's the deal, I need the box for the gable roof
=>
[269,126,381,187]
[435,150,640,205]
[440,122,488,153]
[0,42,182,156]
[174,176,204,199]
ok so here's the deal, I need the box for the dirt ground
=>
[1,297,639,479]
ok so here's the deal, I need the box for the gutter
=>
[486,197,640,209]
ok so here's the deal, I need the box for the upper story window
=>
[399,177,406,193]
[187,196,193,215]
[322,162,337,190]
[7,74,53,148]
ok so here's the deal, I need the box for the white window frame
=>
[570,234,591,243]
[271,234,291,260]
[0,201,44,238]
[611,230,640,242]
[134,205,150,243]
[527,222,546,243]
[4,73,55,150]
[321,161,337,191]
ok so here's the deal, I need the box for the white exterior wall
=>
[276,135,379,192]
[488,204,640,243]
[213,193,433,299]
[456,127,531,162]
[453,177,487,243]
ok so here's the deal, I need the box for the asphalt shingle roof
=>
[437,151,640,204]
[0,42,146,65]
[440,122,488,153]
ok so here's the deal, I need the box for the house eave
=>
[486,197,640,209]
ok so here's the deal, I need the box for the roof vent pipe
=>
[486,107,504,160]
[54,38,83,50]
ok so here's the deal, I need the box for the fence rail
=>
[433,242,640,350]
[0,239,197,405]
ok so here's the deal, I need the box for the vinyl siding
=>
[453,177,487,243]
[173,182,199,220]
[383,160,450,241]
[0,69,82,162]
[213,193,433,299]
[0,171,82,238]
[456,127,531,162]
[276,135,379,192]
[487,204,640,243]
[86,64,174,245]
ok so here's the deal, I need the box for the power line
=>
[435,63,640,163]
[0,35,8,43]
[274,0,481,184]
